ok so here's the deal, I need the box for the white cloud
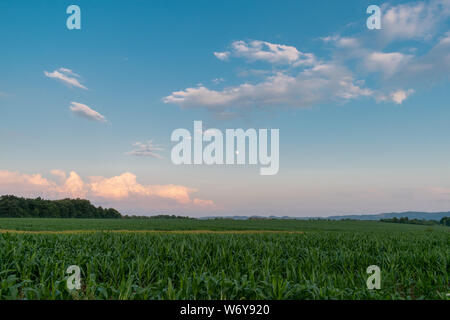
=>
[381,0,450,42]
[164,64,372,110]
[166,1,450,114]
[364,52,413,77]
[399,32,450,80]
[126,141,164,159]
[212,78,225,84]
[224,40,316,66]
[336,37,359,48]
[322,35,359,48]
[69,102,107,123]
[391,89,415,104]
[232,40,300,64]
[57,67,79,77]
[214,51,230,60]
[322,34,414,78]
[376,89,415,104]
[44,68,87,89]
[164,86,236,108]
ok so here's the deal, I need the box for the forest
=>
[0,195,122,218]
[380,216,450,226]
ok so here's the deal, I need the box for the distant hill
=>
[201,211,450,221]
[326,211,449,221]
[0,195,122,219]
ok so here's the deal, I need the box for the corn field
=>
[0,223,448,300]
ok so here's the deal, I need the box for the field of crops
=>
[1,217,447,232]
[0,219,448,300]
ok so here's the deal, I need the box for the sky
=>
[1,0,450,217]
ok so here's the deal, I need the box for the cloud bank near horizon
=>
[0,170,215,212]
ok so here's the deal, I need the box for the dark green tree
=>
[0,195,122,219]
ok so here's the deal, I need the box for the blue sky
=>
[1,0,450,216]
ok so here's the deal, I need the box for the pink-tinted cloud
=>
[69,102,107,122]
[193,198,215,207]
[0,170,214,210]
[44,68,87,89]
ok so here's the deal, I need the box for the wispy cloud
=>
[363,52,413,77]
[212,78,225,84]
[44,67,87,89]
[165,39,376,111]
[57,67,80,77]
[164,65,373,110]
[214,51,230,61]
[377,89,415,104]
[215,40,316,66]
[126,141,164,159]
[193,198,215,207]
[69,102,107,122]
[321,36,360,48]
[380,0,450,43]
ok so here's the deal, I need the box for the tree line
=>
[122,214,192,219]
[380,216,450,226]
[0,195,122,218]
